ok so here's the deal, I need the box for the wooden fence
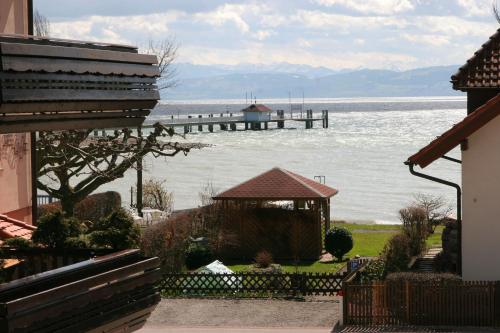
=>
[159,271,347,297]
[343,281,500,327]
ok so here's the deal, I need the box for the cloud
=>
[194,3,270,33]
[401,33,450,46]
[50,11,184,44]
[312,0,414,15]
[181,44,418,70]
[292,10,408,31]
[253,30,275,40]
[415,15,496,37]
[456,0,492,17]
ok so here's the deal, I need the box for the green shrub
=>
[3,237,33,249]
[88,208,141,249]
[382,233,411,274]
[185,243,213,270]
[359,259,386,282]
[324,226,353,261]
[32,210,82,248]
[386,272,461,285]
[63,236,90,249]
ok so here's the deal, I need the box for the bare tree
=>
[142,178,174,213]
[33,9,50,37]
[412,193,452,233]
[147,39,179,90]
[36,124,204,216]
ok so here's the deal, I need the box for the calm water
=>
[102,96,466,224]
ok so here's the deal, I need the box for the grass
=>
[226,222,401,274]
[426,225,444,247]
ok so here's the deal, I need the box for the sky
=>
[35,0,500,70]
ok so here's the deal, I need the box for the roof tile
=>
[0,214,36,244]
[213,167,338,200]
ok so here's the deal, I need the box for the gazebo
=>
[213,167,338,260]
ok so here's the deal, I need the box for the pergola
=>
[213,167,338,259]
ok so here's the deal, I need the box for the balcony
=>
[0,249,160,332]
[0,34,160,133]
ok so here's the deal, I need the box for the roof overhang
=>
[0,34,160,133]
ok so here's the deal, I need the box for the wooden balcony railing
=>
[0,249,161,332]
[0,34,160,133]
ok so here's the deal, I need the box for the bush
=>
[32,210,82,248]
[254,250,273,268]
[63,236,90,249]
[38,191,121,223]
[399,206,428,256]
[324,227,353,261]
[185,243,213,270]
[88,208,141,249]
[359,259,386,282]
[386,272,461,285]
[140,212,192,273]
[142,179,173,213]
[3,237,33,249]
[382,233,411,274]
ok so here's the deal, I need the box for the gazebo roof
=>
[242,104,272,113]
[213,167,338,200]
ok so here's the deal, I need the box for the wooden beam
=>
[0,110,151,122]
[0,42,158,64]
[0,100,157,114]
[2,88,159,102]
[0,117,146,134]
[2,56,159,77]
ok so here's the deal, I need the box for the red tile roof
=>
[452,28,500,91]
[0,214,36,244]
[407,93,500,168]
[242,104,272,112]
[213,167,338,200]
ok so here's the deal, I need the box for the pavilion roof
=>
[213,167,338,200]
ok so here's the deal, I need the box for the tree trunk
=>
[61,198,75,217]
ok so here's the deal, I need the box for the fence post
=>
[342,281,348,326]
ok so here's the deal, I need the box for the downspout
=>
[405,161,462,276]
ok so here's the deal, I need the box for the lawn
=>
[226,222,400,274]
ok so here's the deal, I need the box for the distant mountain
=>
[163,64,463,100]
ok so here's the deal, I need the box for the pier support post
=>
[245,122,249,130]
[198,115,203,132]
[188,115,192,132]
[277,110,284,129]
[230,123,237,131]
[184,126,189,134]
[324,110,329,128]
[264,122,268,130]
[208,124,213,132]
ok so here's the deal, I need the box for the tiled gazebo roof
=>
[213,167,338,200]
[242,104,272,112]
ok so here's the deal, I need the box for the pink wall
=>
[0,0,32,224]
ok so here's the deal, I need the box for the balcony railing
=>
[0,249,160,332]
[0,34,160,133]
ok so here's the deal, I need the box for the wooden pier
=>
[143,109,329,134]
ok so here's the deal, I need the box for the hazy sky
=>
[35,0,499,70]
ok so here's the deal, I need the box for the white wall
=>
[244,112,271,122]
[462,114,500,281]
